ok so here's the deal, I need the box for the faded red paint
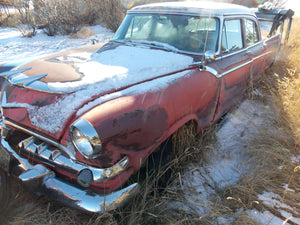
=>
[3,86,63,138]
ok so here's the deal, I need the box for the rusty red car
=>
[0,1,293,213]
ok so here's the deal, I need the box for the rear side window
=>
[245,19,259,46]
[222,19,243,53]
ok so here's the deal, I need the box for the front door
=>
[214,18,251,119]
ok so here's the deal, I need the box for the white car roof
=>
[129,1,254,16]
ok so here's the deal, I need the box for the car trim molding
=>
[218,61,252,78]
[218,51,273,78]
[201,66,219,76]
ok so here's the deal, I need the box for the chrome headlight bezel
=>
[70,118,102,159]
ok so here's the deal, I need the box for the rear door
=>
[244,18,265,82]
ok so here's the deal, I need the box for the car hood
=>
[19,41,194,93]
[2,42,194,138]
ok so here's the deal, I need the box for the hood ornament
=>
[0,67,32,79]
[12,73,48,87]
[0,68,67,94]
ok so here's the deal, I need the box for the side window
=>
[245,19,259,46]
[222,19,243,53]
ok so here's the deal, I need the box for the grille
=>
[19,136,62,161]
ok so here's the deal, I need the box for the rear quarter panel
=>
[263,34,281,67]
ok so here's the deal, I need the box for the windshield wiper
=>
[133,40,179,52]
[112,39,179,52]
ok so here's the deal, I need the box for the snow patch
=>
[168,99,277,218]
[251,192,300,224]
[0,25,114,64]
[248,209,285,225]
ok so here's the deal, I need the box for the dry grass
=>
[3,17,300,225]
[273,19,300,147]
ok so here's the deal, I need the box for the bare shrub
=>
[99,0,126,32]
[32,0,112,36]
[33,0,84,36]
[3,0,126,35]
[0,2,11,25]
[83,0,104,26]
[0,12,20,27]
[0,0,34,30]
[15,0,37,37]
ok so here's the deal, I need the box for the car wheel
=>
[149,121,197,188]
[0,169,10,211]
[148,137,173,188]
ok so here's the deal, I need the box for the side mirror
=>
[203,50,216,67]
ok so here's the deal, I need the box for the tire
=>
[124,138,173,192]
[148,137,173,188]
[128,122,197,189]
[148,122,197,188]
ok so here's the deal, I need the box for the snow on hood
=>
[43,44,193,92]
[10,44,193,133]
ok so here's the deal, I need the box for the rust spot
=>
[100,105,168,151]
[75,105,168,168]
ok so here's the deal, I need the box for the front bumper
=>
[0,126,140,213]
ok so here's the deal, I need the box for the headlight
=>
[70,118,102,159]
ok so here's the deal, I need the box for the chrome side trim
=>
[252,51,272,61]
[19,136,130,183]
[217,51,272,78]
[219,48,248,60]
[217,60,252,78]
[202,66,219,76]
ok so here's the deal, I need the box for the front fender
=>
[77,94,170,170]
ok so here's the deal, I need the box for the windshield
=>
[113,14,220,53]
